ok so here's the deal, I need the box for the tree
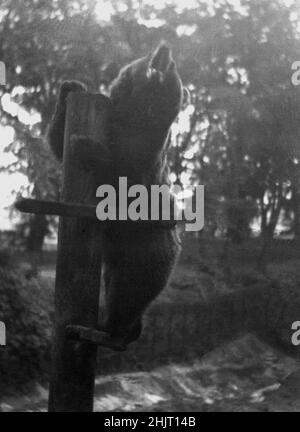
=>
[0,0,108,250]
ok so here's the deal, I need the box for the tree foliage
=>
[1,0,300,249]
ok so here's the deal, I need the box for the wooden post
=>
[48,91,111,412]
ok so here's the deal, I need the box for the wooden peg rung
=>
[15,198,96,219]
[66,325,126,352]
[15,198,179,228]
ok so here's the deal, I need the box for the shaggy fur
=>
[48,45,183,345]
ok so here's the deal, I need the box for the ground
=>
[1,334,299,412]
[1,237,300,411]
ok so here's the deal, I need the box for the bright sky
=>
[0,125,28,230]
[95,0,247,22]
[0,89,40,229]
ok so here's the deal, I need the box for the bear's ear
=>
[150,44,172,73]
[182,87,191,106]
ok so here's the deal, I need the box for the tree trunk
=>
[292,190,300,240]
[48,91,111,412]
[258,194,282,272]
[26,214,48,252]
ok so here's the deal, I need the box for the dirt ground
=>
[1,334,299,412]
[2,240,300,412]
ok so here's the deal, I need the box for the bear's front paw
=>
[58,80,87,107]
[117,45,182,125]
